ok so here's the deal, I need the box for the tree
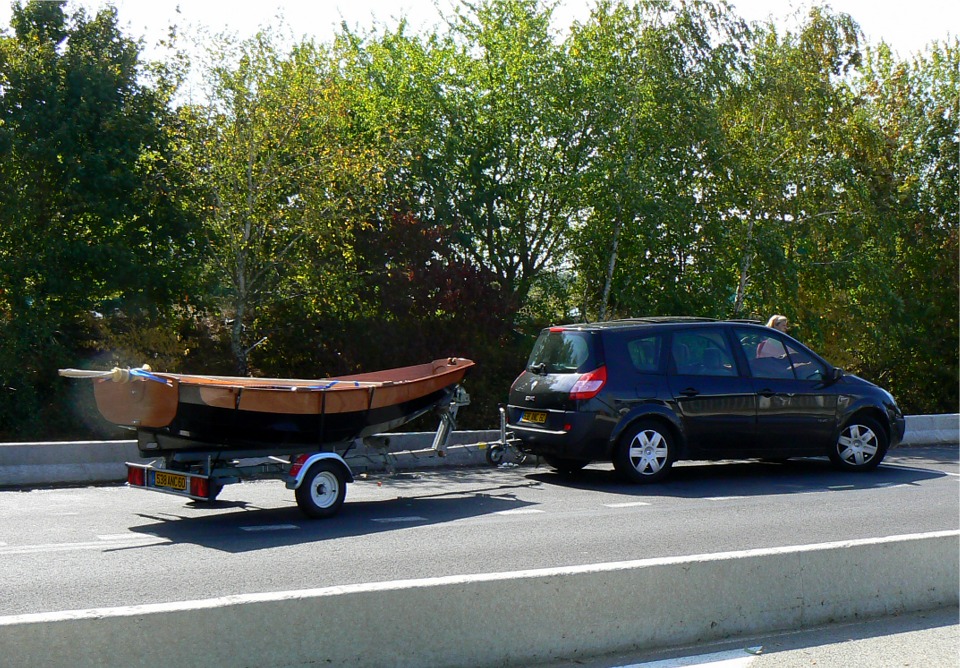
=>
[568,0,744,320]
[0,1,196,437]
[178,31,384,374]
[853,38,959,412]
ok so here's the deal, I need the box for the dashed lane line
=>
[0,535,170,555]
[240,524,300,532]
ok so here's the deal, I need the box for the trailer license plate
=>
[521,410,547,424]
[154,471,187,491]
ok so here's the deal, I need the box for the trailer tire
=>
[295,460,347,519]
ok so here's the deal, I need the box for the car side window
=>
[785,343,827,381]
[736,328,827,381]
[626,334,662,373]
[670,329,737,376]
[738,330,795,379]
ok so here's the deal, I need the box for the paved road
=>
[1,445,956,616]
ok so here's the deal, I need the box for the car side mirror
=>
[827,367,844,383]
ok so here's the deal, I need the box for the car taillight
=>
[569,366,606,401]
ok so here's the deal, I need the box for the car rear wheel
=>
[829,416,888,471]
[613,421,674,483]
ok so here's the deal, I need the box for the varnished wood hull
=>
[91,358,474,454]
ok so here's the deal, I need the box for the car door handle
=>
[679,387,700,397]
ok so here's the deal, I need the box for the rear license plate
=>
[521,410,547,424]
[154,471,187,491]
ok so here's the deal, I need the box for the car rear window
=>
[526,329,599,373]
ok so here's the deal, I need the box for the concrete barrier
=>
[0,431,504,487]
[1,414,957,487]
[903,414,960,446]
[0,530,956,668]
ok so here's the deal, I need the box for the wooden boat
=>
[60,358,474,455]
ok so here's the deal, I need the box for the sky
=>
[1,0,957,59]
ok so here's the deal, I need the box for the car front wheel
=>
[613,421,674,483]
[829,416,888,471]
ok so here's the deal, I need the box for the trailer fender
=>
[286,453,354,490]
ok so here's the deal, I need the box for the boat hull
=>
[90,358,474,456]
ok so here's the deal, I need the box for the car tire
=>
[543,456,589,474]
[828,416,888,471]
[613,420,674,483]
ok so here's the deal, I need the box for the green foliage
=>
[0,1,199,438]
[0,0,955,441]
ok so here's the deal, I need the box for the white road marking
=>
[615,647,762,667]
[371,516,427,523]
[0,536,170,555]
[883,463,960,477]
[239,524,299,532]
[621,647,763,668]
[704,496,747,501]
[604,501,652,508]
[494,508,544,515]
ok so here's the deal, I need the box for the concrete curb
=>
[0,531,956,668]
[1,415,957,487]
[903,414,960,446]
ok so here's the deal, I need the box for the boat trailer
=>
[125,386,472,519]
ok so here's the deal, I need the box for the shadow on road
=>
[524,450,950,499]
[125,475,541,553]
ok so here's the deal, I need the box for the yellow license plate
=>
[521,410,547,424]
[154,471,187,491]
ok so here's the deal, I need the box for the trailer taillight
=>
[127,467,145,487]
[289,454,309,478]
[190,476,209,499]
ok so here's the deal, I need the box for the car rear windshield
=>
[526,329,599,374]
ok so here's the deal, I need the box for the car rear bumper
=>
[507,407,612,459]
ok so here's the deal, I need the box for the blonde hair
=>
[765,315,788,329]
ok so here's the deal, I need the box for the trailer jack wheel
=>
[295,460,347,519]
[485,445,505,466]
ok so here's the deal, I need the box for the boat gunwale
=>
[142,358,473,392]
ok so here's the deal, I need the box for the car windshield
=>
[527,330,596,374]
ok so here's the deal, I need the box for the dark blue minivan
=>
[507,317,906,482]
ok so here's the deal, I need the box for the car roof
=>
[547,317,764,332]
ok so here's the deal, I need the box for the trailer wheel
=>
[295,460,347,519]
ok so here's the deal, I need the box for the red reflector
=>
[289,454,309,478]
[563,424,572,432]
[127,467,145,487]
[570,366,607,401]
[190,476,209,499]
[549,326,565,332]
